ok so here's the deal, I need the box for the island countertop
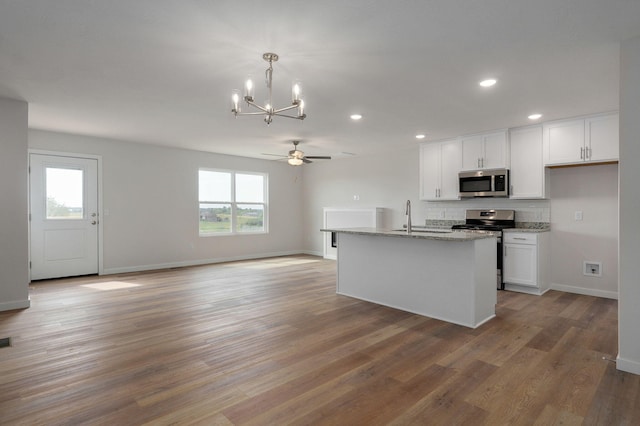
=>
[321,227,497,242]
[326,227,497,328]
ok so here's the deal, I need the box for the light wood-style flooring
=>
[0,255,638,425]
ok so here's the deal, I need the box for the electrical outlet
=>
[353,195,360,201]
[584,261,602,277]
[574,211,583,221]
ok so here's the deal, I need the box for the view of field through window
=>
[198,170,266,234]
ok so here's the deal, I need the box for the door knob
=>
[91,220,97,225]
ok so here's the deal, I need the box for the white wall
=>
[618,35,640,375]
[548,164,618,299]
[302,147,419,255]
[0,98,29,311]
[29,130,304,274]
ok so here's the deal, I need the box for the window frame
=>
[198,168,268,236]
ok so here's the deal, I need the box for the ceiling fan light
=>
[288,157,303,166]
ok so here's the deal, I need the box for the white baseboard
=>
[0,298,30,312]
[550,282,618,300]
[102,250,313,275]
[617,355,640,375]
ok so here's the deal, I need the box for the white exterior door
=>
[30,154,99,280]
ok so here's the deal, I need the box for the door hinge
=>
[29,261,31,269]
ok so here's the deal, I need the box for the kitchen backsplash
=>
[423,204,550,228]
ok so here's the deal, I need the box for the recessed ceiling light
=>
[415,134,426,139]
[528,113,543,120]
[479,79,497,87]
[350,114,363,120]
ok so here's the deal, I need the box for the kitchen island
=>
[321,228,497,328]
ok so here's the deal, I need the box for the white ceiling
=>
[1,1,639,160]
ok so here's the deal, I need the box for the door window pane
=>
[46,167,84,219]
[199,203,232,233]
[199,171,231,202]
[236,173,264,202]
[237,204,264,232]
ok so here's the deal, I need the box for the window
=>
[199,169,267,235]
[46,167,84,219]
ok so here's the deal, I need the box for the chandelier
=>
[231,52,306,125]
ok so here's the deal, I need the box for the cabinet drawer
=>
[504,233,538,244]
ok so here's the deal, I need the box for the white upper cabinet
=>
[586,113,619,162]
[461,130,509,170]
[420,139,462,201]
[509,125,547,199]
[543,112,618,166]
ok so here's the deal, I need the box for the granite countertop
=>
[321,227,498,242]
[503,227,550,233]
[504,222,551,233]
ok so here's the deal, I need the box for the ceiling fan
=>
[264,141,332,166]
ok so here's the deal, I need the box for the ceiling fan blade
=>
[304,156,332,160]
[303,158,313,164]
[262,153,287,157]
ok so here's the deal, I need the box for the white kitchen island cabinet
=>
[323,228,497,328]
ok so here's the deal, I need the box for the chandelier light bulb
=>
[244,78,254,101]
[292,82,301,103]
[231,91,240,113]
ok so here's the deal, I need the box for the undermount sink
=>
[392,228,452,234]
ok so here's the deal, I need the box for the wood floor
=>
[0,255,638,425]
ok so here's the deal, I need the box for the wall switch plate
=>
[574,211,583,221]
[584,261,602,277]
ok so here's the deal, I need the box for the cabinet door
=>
[483,131,508,169]
[460,135,484,170]
[509,126,545,199]
[586,113,619,162]
[543,119,585,165]
[503,242,537,287]
[439,139,462,200]
[419,142,441,201]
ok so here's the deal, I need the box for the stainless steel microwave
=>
[458,168,509,198]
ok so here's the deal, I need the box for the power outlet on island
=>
[583,261,602,277]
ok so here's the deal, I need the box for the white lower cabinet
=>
[503,232,549,295]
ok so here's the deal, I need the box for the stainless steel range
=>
[452,209,515,290]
